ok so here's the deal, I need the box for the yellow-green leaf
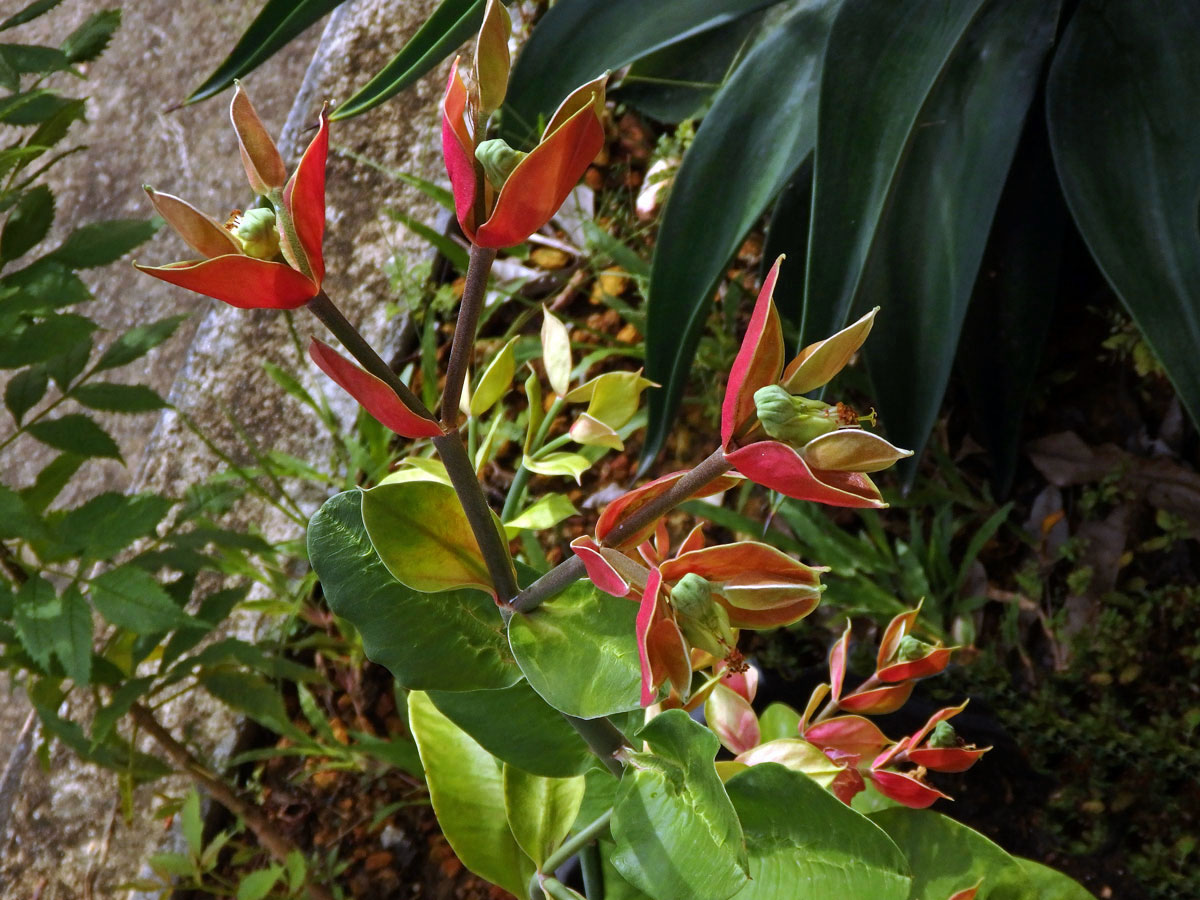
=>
[541,306,573,396]
[503,764,586,869]
[470,337,518,417]
[523,451,591,484]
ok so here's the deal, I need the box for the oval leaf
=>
[503,764,586,869]
[307,490,519,691]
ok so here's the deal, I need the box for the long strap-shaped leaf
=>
[332,0,482,121]
[803,0,1060,476]
[1047,0,1200,430]
[640,0,840,467]
[501,0,782,146]
[185,0,345,106]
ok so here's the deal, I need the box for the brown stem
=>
[130,703,335,900]
[441,244,497,426]
[509,447,733,613]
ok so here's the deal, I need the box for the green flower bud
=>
[753,384,839,447]
[475,138,528,189]
[896,633,935,662]
[671,573,736,658]
[927,720,959,749]
[235,207,280,260]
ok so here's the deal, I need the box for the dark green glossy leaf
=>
[642,0,838,464]
[0,89,72,125]
[0,258,90,316]
[803,0,1060,477]
[49,218,159,268]
[726,764,910,900]
[61,8,121,64]
[44,332,90,388]
[332,0,481,121]
[428,680,593,777]
[200,670,295,735]
[72,382,167,413]
[761,158,813,330]
[4,362,47,424]
[0,51,16,91]
[958,116,1064,496]
[1047,0,1200,432]
[0,183,53,263]
[12,575,59,672]
[870,808,1032,899]
[613,13,764,123]
[18,453,80,515]
[308,490,520,692]
[186,0,345,105]
[610,710,748,900]
[508,580,642,718]
[94,314,187,371]
[0,0,63,32]
[502,0,781,145]
[0,43,68,74]
[27,412,120,459]
[88,565,195,634]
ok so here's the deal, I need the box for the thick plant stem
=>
[434,432,519,600]
[510,447,733,613]
[130,703,335,900]
[563,713,626,777]
[441,244,497,426]
[305,289,517,601]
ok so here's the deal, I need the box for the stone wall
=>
[0,0,450,894]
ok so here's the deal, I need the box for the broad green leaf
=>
[27,413,120,460]
[0,43,68,74]
[522,451,590,483]
[333,0,482,120]
[72,382,167,413]
[502,0,780,146]
[1,184,54,263]
[0,258,90,316]
[756,702,800,743]
[508,579,642,718]
[51,491,172,562]
[186,0,345,105]
[540,307,572,397]
[503,493,578,538]
[94,315,186,371]
[61,8,121,63]
[428,680,593,777]
[839,0,1061,476]
[503,764,586,869]
[470,336,518,418]
[361,480,498,596]
[0,89,71,126]
[0,0,63,31]
[725,764,910,900]
[16,455,79,516]
[1017,859,1095,899]
[5,363,47,424]
[49,218,159,268]
[88,565,195,634]
[308,490,519,691]
[408,691,535,897]
[870,808,1031,899]
[610,710,749,900]
[642,0,838,464]
[1046,1,1200,434]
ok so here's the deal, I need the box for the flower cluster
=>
[137,85,327,310]
[721,255,911,506]
[704,605,987,809]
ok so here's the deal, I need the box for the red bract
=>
[875,602,954,682]
[136,86,327,309]
[594,469,742,551]
[441,0,605,249]
[720,256,910,506]
[308,340,441,440]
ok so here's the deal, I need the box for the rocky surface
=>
[0,0,449,894]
